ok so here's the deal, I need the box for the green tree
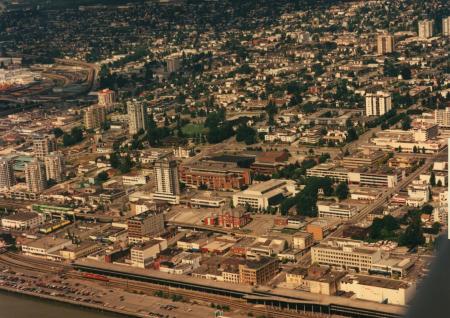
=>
[430,172,436,187]
[335,182,349,200]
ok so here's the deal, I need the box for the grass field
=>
[181,123,206,137]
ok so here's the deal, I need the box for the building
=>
[342,149,385,169]
[418,19,434,39]
[340,275,415,306]
[32,134,57,160]
[22,237,72,259]
[127,100,148,135]
[179,161,251,191]
[83,105,106,130]
[317,202,359,220]
[377,34,394,55]
[97,89,117,107]
[44,152,65,183]
[232,179,298,210]
[152,158,180,204]
[311,238,381,273]
[0,157,15,189]
[131,239,167,268]
[166,56,181,73]
[292,232,314,250]
[306,163,348,183]
[127,210,165,243]
[25,159,46,193]
[239,257,279,286]
[443,17,450,37]
[122,172,150,186]
[217,208,251,229]
[434,107,450,127]
[365,91,392,116]
[1,212,44,230]
[59,242,101,260]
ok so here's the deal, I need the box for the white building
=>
[365,91,392,116]
[122,173,150,186]
[130,239,167,268]
[44,152,65,183]
[32,134,57,160]
[418,19,434,39]
[292,232,314,250]
[377,34,394,55]
[443,17,450,37]
[317,202,359,220]
[25,159,47,193]
[340,275,415,306]
[406,181,430,207]
[1,212,44,230]
[232,179,298,210]
[152,158,180,204]
[0,157,16,189]
[127,100,148,135]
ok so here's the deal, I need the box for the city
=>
[0,0,449,317]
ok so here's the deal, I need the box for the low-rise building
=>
[131,239,167,268]
[239,256,279,286]
[1,212,44,230]
[340,274,415,305]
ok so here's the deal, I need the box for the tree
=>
[236,124,257,145]
[52,128,64,138]
[430,172,436,186]
[399,221,425,248]
[96,171,109,183]
[335,182,349,200]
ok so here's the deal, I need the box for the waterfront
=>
[0,291,116,318]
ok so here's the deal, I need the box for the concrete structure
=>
[97,88,117,107]
[0,157,15,189]
[418,19,434,39]
[443,17,450,37]
[434,107,450,127]
[44,152,65,183]
[25,159,47,193]
[127,100,148,135]
[232,179,297,210]
[340,275,415,306]
[312,238,381,273]
[365,91,392,116]
[342,150,385,169]
[22,237,72,259]
[84,105,106,130]
[152,158,180,204]
[127,210,165,243]
[377,34,394,55]
[131,239,167,268]
[238,257,279,286]
[1,212,44,229]
[60,242,101,260]
[292,232,314,250]
[311,238,413,277]
[32,134,57,160]
[317,202,358,220]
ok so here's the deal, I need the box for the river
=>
[0,290,119,318]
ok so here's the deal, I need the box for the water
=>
[0,291,119,318]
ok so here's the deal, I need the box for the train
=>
[82,273,109,282]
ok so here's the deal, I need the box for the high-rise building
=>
[98,88,117,107]
[418,19,434,39]
[434,107,450,128]
[83,105,106,130]
[166,56,181,73]
[44,152,65,183]
[25,159,46,193]
[127,210,165,243]
[365,91,392,116]
[32,134,57,160]
[376,34,394,55]
[443,17,450,37]
[127,100,148,135]
[0,157,15,189]
[153,158,180,204]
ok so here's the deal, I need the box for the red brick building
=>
[179,161,251,190]
[218,208,251,229]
